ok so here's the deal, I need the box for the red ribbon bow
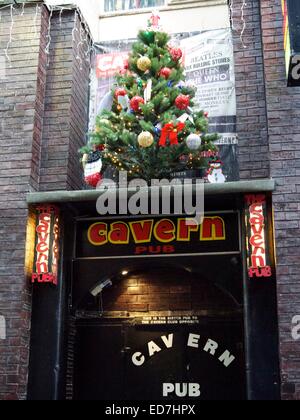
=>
[159,122,185,147]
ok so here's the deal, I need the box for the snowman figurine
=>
[207,159,226,184]
[84,150,103,188]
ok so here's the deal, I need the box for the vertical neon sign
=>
[31,205,60,286]
[245,194,272,279]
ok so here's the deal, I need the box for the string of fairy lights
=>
[0,1,249,69]
[33,3,41,39]
[45,6,53,56]
[0,2,95,69]
[228,0,248,49]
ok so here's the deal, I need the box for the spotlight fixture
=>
[121,270,129,276]
[90,278,112,297]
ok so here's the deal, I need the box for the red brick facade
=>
[102,268,238,314]
[39,10,90,191]
[0,1,90,400]
[260,1,300,400]
[233,0,270,180]
[0,2,47,400]
[233,0,300,399]
[0,0,299,400]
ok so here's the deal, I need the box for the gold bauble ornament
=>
[138,131,154,148]
[137,56,152,72]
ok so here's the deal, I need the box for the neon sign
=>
[245,195,272,279]
[31,205,60,286]
[87,217,226,247]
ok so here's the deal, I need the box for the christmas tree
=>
[80,13,219,188]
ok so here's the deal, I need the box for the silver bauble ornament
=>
[186,133,202,150]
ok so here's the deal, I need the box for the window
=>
[104,0,166,13]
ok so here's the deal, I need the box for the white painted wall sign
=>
[131,332,236,368]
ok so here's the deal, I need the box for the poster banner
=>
[180,29,236,143]
[89,40,133,132]
[90,29,238,181]
[180,29,238,181]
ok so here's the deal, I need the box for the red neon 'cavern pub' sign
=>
[31,205,60,286]
[245,194,272,279]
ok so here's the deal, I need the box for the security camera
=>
[90,279,112,297]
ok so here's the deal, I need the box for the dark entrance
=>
[27,191,281,401]
[72,263,246,401]
[74,319,246,401]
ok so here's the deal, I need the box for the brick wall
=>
[232,0,300,400]
[259,0,300,401]
[0,2,91,400]
[0,0,299,401]
[0,2,47,400]
[39,10,90,191]
[232,0,270,180]
[102,268,238,314]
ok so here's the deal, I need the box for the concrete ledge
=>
[26,179,276,204]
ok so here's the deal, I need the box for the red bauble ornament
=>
[95,144,106,152]
[175,94,190,110]
[170,47,183,61]
[159,67,172,79]
[119,63,131,75]
[130,96,145,112]
[204,112,209,118]
[115,88,127,97]
[85,172,103,188]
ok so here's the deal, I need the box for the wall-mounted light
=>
[31,205,60,286]
[121,270,129,276]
